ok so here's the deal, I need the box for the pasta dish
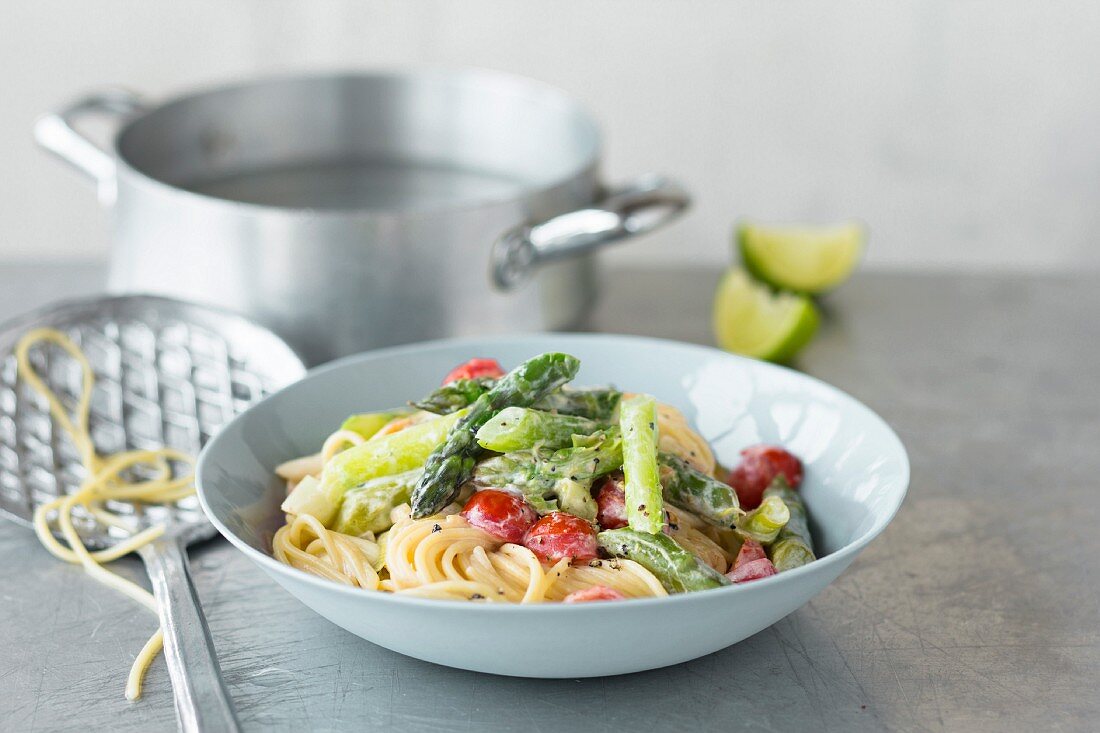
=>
[274,353,816,603]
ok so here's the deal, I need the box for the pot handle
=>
[491,173,690,290]
[33,88,146,205]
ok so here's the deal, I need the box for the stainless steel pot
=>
[35,70,688,364]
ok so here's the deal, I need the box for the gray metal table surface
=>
[1,264,1097,733]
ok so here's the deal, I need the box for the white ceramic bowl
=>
[196,334,908,677]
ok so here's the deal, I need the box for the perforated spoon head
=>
[0,295,305,550]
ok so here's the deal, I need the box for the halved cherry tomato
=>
[523,512,598,563]
[728,558,777,583]
[726,445,803,510]
[595,473,628,530]
[442,357,505,385]
[563,586,627,603]
[461,489,538,544]
[733,538,768,566]
[726,538,777,583]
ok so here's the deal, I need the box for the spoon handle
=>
[139,537,241,733]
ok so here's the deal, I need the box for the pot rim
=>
[110,67,604,218]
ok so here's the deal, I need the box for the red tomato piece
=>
[461,489,538,544]
[727,558,778,583]
[442,358,505,385]
[523,512,598,563]
[733,538,768,567]
[726,445,803,510]
[595,473,628,530]
[563,586,627,603]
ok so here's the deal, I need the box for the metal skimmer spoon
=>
[0,295,306,732]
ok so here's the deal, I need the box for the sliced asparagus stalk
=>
[410,353,581,518]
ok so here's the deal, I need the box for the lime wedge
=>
[712,268,820,362]
[739,220,865,294]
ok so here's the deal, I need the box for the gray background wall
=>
[3,0,1098,271]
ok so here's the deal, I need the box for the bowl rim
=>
[196,332,910,612]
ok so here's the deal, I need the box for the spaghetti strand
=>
[273,506,668,603]
[18,328,196,700]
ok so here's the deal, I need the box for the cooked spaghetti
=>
[17,328,195,700]
[274,504,666,601]
[273,354,817,602]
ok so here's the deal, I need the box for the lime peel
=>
[712,268,820,363]
[739,221,865,294]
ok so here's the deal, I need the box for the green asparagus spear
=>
[410,378,494,414]
[763,477,816,571]
[340,409,412,439]
[620,395,663,534]
[411,353,581,518]
[554,479,598,521]
[537,387,622,421]
[660,452,742,528]
[735,494,790,544]
[471,429,622,521]
[472,452,563,513]
[475,407,605,453]
[313,410,464,525]
[414,378,620,421]
[569,430,611,449]
[333,469,422,536]
[522,493,560,514]
[597,528,730,593]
